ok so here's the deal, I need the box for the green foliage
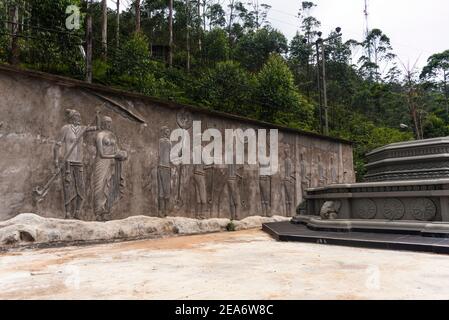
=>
[234,27,288,71]
[254,54,313,127]
[202,28,230,64]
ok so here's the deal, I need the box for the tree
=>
[420,50,449,119]
[202,28,230,64]
[358,29,396,81]
[196,60,253,115]
[254,54,314,127]
[234,27,288,71]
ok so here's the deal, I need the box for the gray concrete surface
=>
[1,230,449,300]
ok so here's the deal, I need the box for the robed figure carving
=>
[93,116,128,221]
[158,126,172,217]
[53,109,98,220]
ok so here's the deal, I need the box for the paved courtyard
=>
[1,229,449,300]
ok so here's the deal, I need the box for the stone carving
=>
[193,164,208,219]
[353,199,377,219]
[53,109,98,219]
[93,116,128,221]
[320,201,342,220]
[317,155,327,186]
[177,109,193,129]
[408,198,437,221]
[283,147,296,216]
[296,199,308,216]
[381,198,405,220]
[330,156,338,184]
[227,164,243,220]
[157,126,172,217]
[259,163,272,217]
[300,152,310,198]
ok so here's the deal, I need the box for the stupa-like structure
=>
[291,137,449,238]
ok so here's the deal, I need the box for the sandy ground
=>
[1,229,449,300]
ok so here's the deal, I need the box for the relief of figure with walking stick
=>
[52,109,99,219]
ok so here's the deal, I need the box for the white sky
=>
[265,0,449,70]
[106,0,449,70]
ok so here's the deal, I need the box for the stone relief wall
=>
[0,67,355,221]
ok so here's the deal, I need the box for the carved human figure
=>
[193,164,208,219]
[259,162,272,217]
[300,152,310,199]
[283,147,296,216]
[317,155,327,186]
[54,109,97,220]
[227,164,243,220]
[158,126,172,217]
[93,116,128,221]
[330,156,338,184]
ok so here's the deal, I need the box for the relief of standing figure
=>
[259,162,272,218]
[283,147,296,217]
[300,152,310,200]
[158,126,172,217]
[227,164,243,220]
[53,109,98,220]
[93,116,128,221]
[193,164,208,219]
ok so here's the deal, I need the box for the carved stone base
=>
[292,215,449,237]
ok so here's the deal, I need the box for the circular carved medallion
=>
[382,198,405,220]
[177,109,193,129]
[408,198,436,221]
[353,199,377,219]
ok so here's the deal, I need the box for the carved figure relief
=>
[283,147,296,216]
[93,116,128,221]
[193,164,208,219]
[353,199,377,219]
[300,152,310,199]
[381,198,405,220]
[53,109,98,219]
[320,201,342,220]
[227,164,243,220]
[317,155,327,187]
[330,156,338,184]
[407,198,437,221]
[259,162,272,217]
[158,126,172,217]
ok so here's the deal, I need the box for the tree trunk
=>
[9,4,19,66]
[197,0,202,52]
[116,0,120,49]
[86,0,93,83]
[101,0,108,58]
[135,0,141,33]
[186,0,191,72]
[169,0,174,67]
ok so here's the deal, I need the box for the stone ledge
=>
[0,213,290,249]
[292,215,449,237]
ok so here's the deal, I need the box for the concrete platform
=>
[263,221,449,254]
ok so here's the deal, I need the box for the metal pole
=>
[321,41,329,136]
[316,41,323,134]
[86,0,93,83]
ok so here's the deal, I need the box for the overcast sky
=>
[265,0,449,70]
[108,0,448,70]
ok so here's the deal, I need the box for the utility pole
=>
[169,0,174,67]
[86,0,93,83]
[135,0,141,33]
[101,0,108,58]
[314,27,342,136]
[321,42,329,135]
[8,3,19,65]
[116,0,120,49]
[315,40,323,133]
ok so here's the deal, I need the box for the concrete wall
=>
[0,66,355,221]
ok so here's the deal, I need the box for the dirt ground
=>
[1,229,449,300]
